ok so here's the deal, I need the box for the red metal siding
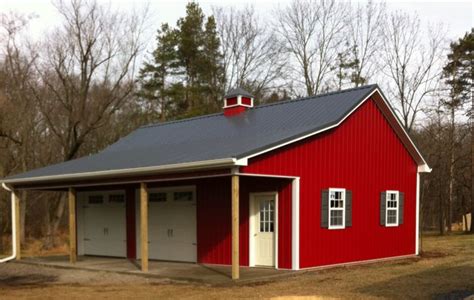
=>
[241,97,252,106]
[224,105,246,116]
[241,98,418,268]
[195,176,293,268]
[226,97,238,106]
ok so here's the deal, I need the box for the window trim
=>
[328,188,346,230]
[385,190,399,227]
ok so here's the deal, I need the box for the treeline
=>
[0,0,472,251]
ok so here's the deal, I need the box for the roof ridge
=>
[251,84,378,111]
[140,84,378,129]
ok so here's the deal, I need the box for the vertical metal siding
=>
[195,176,292,268]
[241,98,418,268]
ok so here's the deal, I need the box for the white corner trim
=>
[292,178,300,270]
[415,172,420,255]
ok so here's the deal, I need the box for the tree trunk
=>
[439,185,445,235]
[44,193,67,249]
[419,178,427,254]
[19,190,27,244]
[447,107,456,233]
[0,207,3,254]
[471,93,474,233]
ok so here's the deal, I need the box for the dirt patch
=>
[0,234,472,299]
[433,290,474,300]
[421,250,451,259]
[0,274,58,287]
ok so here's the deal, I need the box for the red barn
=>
[1,85,430,279]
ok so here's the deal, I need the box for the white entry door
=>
[82,192,126,257]
[251,194,277,267]
[137,186,197,262]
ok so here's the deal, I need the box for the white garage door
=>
[81,191,126,257]
[137,186,197,262]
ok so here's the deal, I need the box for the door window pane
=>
[88,195,103,204]
[259,199,274,233]
[174,191,193,201]
[149,192,167,202]
[109,194,125,203]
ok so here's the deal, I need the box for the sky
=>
[2,0,472,45]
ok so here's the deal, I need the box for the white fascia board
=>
[374,88,430,170]
[1,158,238,185]
[238,88,430,170]
[418,164,432,173]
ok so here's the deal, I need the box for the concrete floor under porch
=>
[18,255,293,285]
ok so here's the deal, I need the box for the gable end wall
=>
[241,97,418,268]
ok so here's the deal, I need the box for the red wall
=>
[195,176,293,269]
[241,98,418,268]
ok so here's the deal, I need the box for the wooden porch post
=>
[14,192,21,260]
[140,183,149,272]
[68,187,77,264]
[231,175,239,280]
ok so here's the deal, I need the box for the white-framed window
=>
[329,188,346,229]
[386,191,399,226]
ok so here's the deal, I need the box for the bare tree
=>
[0,12,44,245]
[381,11,445,133]
[26,0,149,247]
[214,6,286,97]
[347,0,385,87]
[275,0,347,96]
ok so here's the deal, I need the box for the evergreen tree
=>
[138,2,224,120]
[334,44,364,90]
[200,15,225,112]
[138,23,181,122]
[442,29,474,233]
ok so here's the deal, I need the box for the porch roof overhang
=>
[1,158,239,190]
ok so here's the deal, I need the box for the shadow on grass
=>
[0,274,58,287]
[356,265,474,299]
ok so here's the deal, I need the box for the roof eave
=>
[1,158,241,186]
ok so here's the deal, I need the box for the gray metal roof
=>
[3,85,382,183]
